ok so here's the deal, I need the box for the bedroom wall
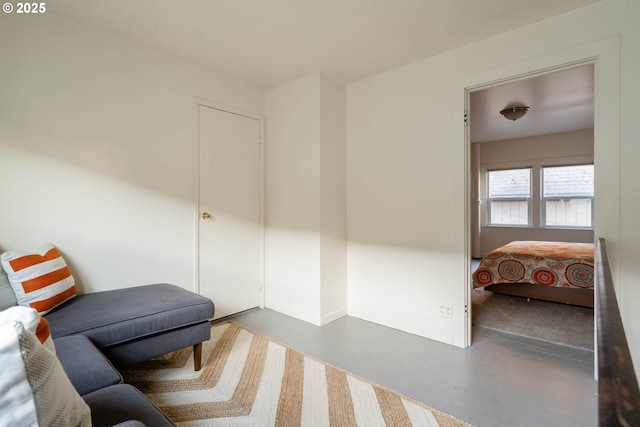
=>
[0,14,265,294]
[347,0,640,368]
[475,129,595,256]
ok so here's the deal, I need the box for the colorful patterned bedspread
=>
[473,241,595,289]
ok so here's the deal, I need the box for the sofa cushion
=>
[55,335,122,396]
[0,264,17,310]
[83,384,175,427]
[45,283,214,347]
[0,321,91,427]
[1,243,77,314]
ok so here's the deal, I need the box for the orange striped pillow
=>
[36,316,55,352]
[1,243,77,315]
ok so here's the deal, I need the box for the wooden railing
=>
[596,238,640,426]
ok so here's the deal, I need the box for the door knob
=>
[201,212,212,220]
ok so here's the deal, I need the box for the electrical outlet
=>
[439,304,452,319]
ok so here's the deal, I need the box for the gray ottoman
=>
[46,283,214,369]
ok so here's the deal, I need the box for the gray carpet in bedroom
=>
[471,288,594,350]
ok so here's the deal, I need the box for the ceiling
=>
[48,0,601,90]
[47,1,600,141]
[470,64,595,143]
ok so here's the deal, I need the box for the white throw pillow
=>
[0,306,56,354]
[0,321,91,427]
[1,243,77,315]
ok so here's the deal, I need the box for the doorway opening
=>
[466,63,595,349]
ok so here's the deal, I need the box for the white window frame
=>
[486,167,532,227]
[541,164,594,229]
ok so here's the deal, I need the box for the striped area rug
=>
[122,322,472,427]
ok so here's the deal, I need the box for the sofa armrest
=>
[83,384,175,427]
[55,335,122,395]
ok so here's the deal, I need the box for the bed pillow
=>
[0,321,91,427]
[0,306,56,354]
[0,264,18,311]
[1,243,77,315]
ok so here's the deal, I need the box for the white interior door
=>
[198,104,262,319]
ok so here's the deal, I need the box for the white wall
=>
[347,0,640,365]
[265,74,322,323]
[347,59,465,344]
[0,14,264,294]
[616,0,640,380]
[319,75,348,324]
[476,129,595,255]
[265,73,347,325]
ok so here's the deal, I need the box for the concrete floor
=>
[226,308,597,427]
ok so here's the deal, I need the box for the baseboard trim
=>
[348,305,454,345]
[320,308,348,326]
[265,303,320,326]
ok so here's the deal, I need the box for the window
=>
[487,168,531,225]
[542,164,594,228]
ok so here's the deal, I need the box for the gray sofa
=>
[45,283,215,427]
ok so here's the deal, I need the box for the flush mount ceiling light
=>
[500,106,530,121]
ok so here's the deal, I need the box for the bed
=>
[472,240,595,307]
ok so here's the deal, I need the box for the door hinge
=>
[258,136,263,145]
[464,112,468,126]
[464,304,469,316]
